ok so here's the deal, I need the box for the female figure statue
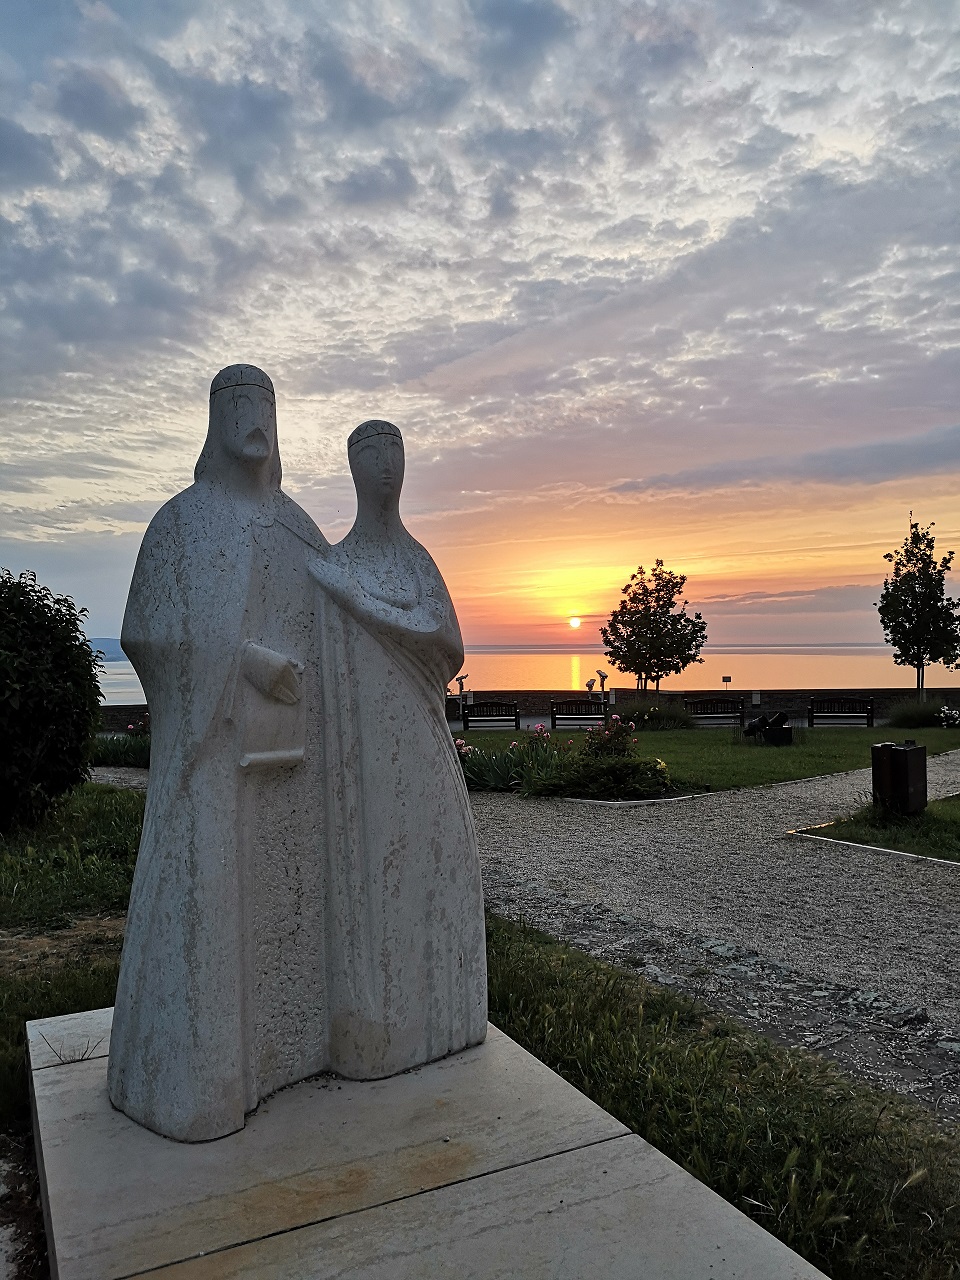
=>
[108,365,330,1142]
[310,420,487,1078]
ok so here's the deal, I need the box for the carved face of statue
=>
[349,432,405,504]
[215,386,277,469]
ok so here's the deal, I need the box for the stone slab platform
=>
[29,1010,828,1279]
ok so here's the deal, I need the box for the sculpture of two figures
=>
[107,365,488,1142]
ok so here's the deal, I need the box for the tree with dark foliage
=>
[0,569,101,831]
[877,516,960,693]
[601,560,707,691]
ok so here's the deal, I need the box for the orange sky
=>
[407,471,960,649]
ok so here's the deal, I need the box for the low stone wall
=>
[103,688,956,732]
[454,687,958,722]
[99,703,150,732]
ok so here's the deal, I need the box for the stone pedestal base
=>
[29,1010,827,1279]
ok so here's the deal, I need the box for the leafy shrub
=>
[581,714,637,757]
[456,740,521,791]
[89,734,151,769]
[611,701,696,732]
[456,723,670,800]
[456,726,576,793]
[634,701,696,732]
[886,698,949,728]
[559,755,670,800]
[0,570,101,832]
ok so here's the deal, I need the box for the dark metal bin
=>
[871,741,927,814]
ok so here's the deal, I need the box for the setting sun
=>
[568,616,581,629]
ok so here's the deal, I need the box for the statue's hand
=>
[308,556,352,604]
[271,660,302,706]
[241,642,303,704]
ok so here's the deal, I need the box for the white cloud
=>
[3,0,960,632]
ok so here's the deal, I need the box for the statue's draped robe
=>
[319,533,488,1078]
[107,483,329,1141]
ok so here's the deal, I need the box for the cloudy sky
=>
[2,0,960,647]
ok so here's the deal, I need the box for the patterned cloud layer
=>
[1,0,959,641]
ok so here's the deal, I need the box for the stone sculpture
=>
[310,421,487,1079]
[108,374,487,1142]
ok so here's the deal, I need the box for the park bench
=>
[807,696,874,728]
[683,697,746,727]
[462,701,521,731]
[550,699,608,731]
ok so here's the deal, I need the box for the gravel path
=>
[89,759,960,1118]
[473,751,960,1122]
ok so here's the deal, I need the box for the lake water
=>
[98,645,960,703]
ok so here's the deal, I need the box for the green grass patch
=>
[88,734,150,769]
[0,784,144,929]
[461,726,960,793]
[0,958,121,1133]
[808,794,960,863]
[487,914,960,1280]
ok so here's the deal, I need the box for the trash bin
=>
[871,741,927,814]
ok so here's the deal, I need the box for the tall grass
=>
[0,784,143,928]
[487,915,960,1280]
[88,734,151,768]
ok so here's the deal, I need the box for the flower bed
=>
[455,717,672,801]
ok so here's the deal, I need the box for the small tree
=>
[601,560,707,691]
[0,569,102,831]
[876,516,960,693]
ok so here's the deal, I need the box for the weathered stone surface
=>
[107,382,486,1142]
[308,419,486,1080]
[155,1138,827,1279]
[108,365,331,1142]
[31,1014,625,1279]
[30,1009,828,1280]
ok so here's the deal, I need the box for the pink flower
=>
[611,714,620,722]
[632,738,638,743]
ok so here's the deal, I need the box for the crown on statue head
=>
[348,420,402,451]
[210,365,275,397]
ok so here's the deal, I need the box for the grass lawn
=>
[460,725,960,793]
[807,793,960,864]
